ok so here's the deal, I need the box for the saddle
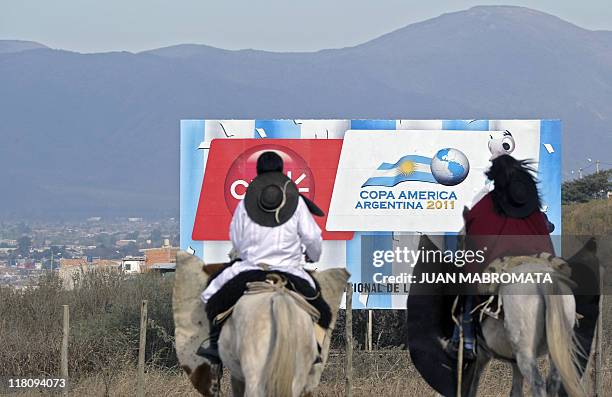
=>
[240,273,328,348]
[477,252,574,295]
[213,272,321,324]
[456,253,574,323]
[203,263,332,325]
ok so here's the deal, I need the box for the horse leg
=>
[231,376,246,397]
[220,299,272,397]
[240,335,270,397]
[509,362,524,397]
[514,351,546,397]
[503,294,546,397]
[465,349,491,397]
[546,358,562,397]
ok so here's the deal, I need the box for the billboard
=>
[180,119,561,309]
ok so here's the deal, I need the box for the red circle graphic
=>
[223,144,315,213]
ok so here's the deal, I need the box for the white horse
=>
[466,262,585,397]
[219,282,319,397]
[173,251,348,397]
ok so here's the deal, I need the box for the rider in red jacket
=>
[446,154,555,361]
[464,188,554,275]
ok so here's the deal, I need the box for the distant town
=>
[0,217,179,288]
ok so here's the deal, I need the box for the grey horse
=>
[407,237,598,397]
[466,261,585,397]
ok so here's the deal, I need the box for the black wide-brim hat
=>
[498,172,539,218]
[244,172,325,227]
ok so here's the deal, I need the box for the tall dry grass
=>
[563,199,611,235]
[0,270,176,380]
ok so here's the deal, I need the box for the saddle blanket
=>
[201,261,315,302]
[205,266,332,329]
[478,252,573,295]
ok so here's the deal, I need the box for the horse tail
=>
[265,290,296,397]
[544,288,585,397]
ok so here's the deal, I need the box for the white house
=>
[121,256,146,274]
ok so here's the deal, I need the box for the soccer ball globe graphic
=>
[430,148,470,186]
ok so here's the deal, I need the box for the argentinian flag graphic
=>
[362,155,437,187]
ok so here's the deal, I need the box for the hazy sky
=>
[1,1,610,53]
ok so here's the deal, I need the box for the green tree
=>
[119,242,140,257]
[562,169,611,203]
[95,233,118,247]
[16,236,32,257]
[149,229,162,247]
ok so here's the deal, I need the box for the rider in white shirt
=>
[201,196,321,301]
[197,151,326,363]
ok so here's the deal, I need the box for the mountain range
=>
[1,6,610,218]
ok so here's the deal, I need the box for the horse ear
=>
[568,237,599,269]
[418,234,439,251]
[456,233,466,250]
[585,237,597,253]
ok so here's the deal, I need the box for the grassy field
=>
[3,199,611,396]
[563,199,611,235]
[9,352,611,396]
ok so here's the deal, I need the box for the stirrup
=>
[463,343,477,361]
[444,339,477,362]
[196,343,221,364]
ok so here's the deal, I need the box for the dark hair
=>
[256,151,283,175]
[486,154,541,214]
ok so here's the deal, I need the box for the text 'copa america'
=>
[355,189,458,210]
